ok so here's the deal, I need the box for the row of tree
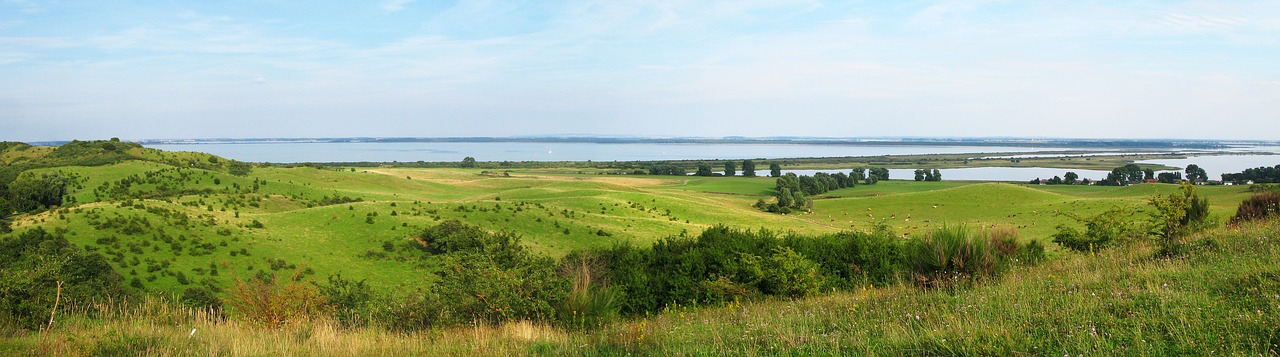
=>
[760,169,887,213]
[1222,164,1280,184]
[1030,172,1084,185]
[912,169,942,182]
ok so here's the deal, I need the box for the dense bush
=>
[907,225,1042,289]
[1231,192,1280,225]
[0,227,126,330]
[590,225,915,316]
[1053,207,1147,252]
[420,220,568,325]
[226,270,330,329]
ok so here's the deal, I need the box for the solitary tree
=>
[742,160,757,177]
[1185,164,1207,182]
[696,164,714,177]
[769,163,782,178]
[724,161,736,177]
[461,157,477,168]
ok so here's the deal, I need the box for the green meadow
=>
[2,141,1276,355]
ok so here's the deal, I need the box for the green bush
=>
[558,254,621,330]
[315,273,377,328]
[1053,206,1147,252]
[0,227,126,330]
[907,225,996,288]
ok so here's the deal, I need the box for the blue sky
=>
[2,1,1278,141]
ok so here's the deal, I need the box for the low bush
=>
[1231,191,1280,225]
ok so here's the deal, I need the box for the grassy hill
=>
[3,141,1277,355]
[5,218,1276,356]
[0,141,1260,299]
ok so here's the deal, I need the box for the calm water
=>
[144,142,1280,182]
[1137,155,1280,181]
[146,142,1101,163]
[771,167,1114,182]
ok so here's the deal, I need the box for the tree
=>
[777,187,794,208]
[723,161,736,177]
[1148,181,1209,255]
[695,164,714,177]
[851,168,866,183]
[1144,169,1156,181]
[1157,172,1182,184]
[461,157,477,168]
[869,167,890,181]
[7,172,69,212]
[742,160,757,177]
[914,169,925,181]
[1064,172,1079,185]
[931,169,942,182]
[769,163,782,178]
[1185,164,1206,182]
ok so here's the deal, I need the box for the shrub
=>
[180,286,223,312]
[226,269,329,329]
[434,252,567,325]
[758,247,822,298]
[1231,192,1280,225]
[1053,206,1147,252]
[0,227,126,330]
[907,225,996,288]
[315,273,376,328]
[558,254,620,330]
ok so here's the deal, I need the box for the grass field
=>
[3,144,1278,355]
[5,219,1276,356]
[7,158,1259,298]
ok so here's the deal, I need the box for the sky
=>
[2,1,1278,142]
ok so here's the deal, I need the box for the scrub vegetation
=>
[1,140,1277,355]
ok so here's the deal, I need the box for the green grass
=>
[6,219,1277,356]
[4,159,1257,304]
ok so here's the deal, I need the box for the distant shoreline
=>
[28,136,1275,149]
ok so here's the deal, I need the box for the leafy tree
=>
[1185,164,1206,182]
[1064,172,1079,185]
[1157,172,1182,184]
[695,164,714,177]
[1148,182,1209,255]
[461,157,477,168]
[741,160,757,177]
[228,161,253,176]
[769,163,782,177]
[914,169,925,181]
[1144,169,1156,181]
[723,161,736,177]
[6,171,69,212]
[868,167,889,181]
[931,169,942,182]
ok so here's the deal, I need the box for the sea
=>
[144,142,1280,183]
